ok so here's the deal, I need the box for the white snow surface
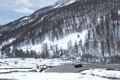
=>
[0,58,120,80]
[0,58,73,70]
[44,30,87,49]
[118,10,120,15]
[82,69,120,79]
[1,38,16,46]
[54,0,76,8]
[20,17,30,22]
[0,72,109,80]
[19,30,87,53]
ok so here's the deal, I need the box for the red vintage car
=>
[74,64,82,68]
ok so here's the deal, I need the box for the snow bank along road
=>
[45,63,120,73]
[0,59,120,80]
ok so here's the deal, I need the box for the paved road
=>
[45,63,120,73]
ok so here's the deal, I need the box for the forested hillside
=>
[0,0,120,63]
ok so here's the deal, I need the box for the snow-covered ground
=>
[19,30,87,53]
[0,69,120,80]
[0,58,73,69]
[0,58,120,80]
[54,0,76,8]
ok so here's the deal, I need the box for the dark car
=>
[74,64,82,68]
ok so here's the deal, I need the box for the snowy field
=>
[0,58,120,80]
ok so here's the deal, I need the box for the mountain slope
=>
[0,0,120,62]
[54,0,76,8]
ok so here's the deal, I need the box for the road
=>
[45,63,120,73]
